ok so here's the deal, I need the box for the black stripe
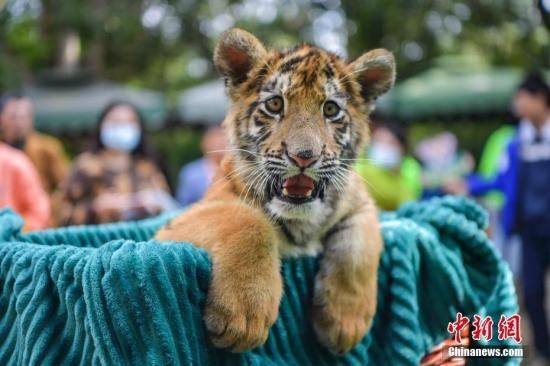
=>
[266,161,285,168]
[335,136,347,149]
[280,50,318,74]
[246,62,271,92]
[238,140,256,162]
[330,118,346,126]
[256,128,271,144]
[245,101,259,119]
[340,144,354,159]
[253,116,264,127]
[278,221,297,244]
[323,65,335,79]
[323,217,353,241]
[279,56,306,73]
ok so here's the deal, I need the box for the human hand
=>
[420,326,469,365]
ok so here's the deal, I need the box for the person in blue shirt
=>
[176,126,227,206]
[446,73,550,361]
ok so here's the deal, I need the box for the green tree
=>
[0,0,548,92]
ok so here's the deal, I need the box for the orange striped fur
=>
[156,28,395,354]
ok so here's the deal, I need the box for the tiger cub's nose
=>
[288,150,319,168]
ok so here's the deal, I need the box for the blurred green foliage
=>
[1,0,548,95]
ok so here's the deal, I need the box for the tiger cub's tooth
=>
[282,188,289,196]
[305,189,312,197]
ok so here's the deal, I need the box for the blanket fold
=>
[0,197,519,365]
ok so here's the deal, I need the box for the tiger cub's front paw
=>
[312,282,376,355]
[203,279,281,352]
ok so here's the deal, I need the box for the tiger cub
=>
[156,28,395,354]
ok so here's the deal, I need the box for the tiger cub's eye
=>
[265,96,284,114]
[323,101,341,118]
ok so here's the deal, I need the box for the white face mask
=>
[100,123,141,153]
[369,142,403,169]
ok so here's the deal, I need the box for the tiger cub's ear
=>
[214,28,267,88]
[347,49,395,101]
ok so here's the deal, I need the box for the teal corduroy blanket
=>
[0,197,520,365]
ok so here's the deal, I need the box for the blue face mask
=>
[100,123,141,152]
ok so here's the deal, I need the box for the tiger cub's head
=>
[215,28,395,219]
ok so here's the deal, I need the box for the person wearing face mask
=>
[0,93,68,195]
[356,120,422,211]
[54,101,173,226]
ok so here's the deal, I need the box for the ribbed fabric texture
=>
[0,196,520,365]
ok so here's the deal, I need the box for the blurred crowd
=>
[0,95,230,230]
[1,72,550,361]
[361,73,550,362]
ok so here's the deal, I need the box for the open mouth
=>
[269,174,324,204]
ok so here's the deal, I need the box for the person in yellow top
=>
[357,120,421,211]
[0,93,68,194]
